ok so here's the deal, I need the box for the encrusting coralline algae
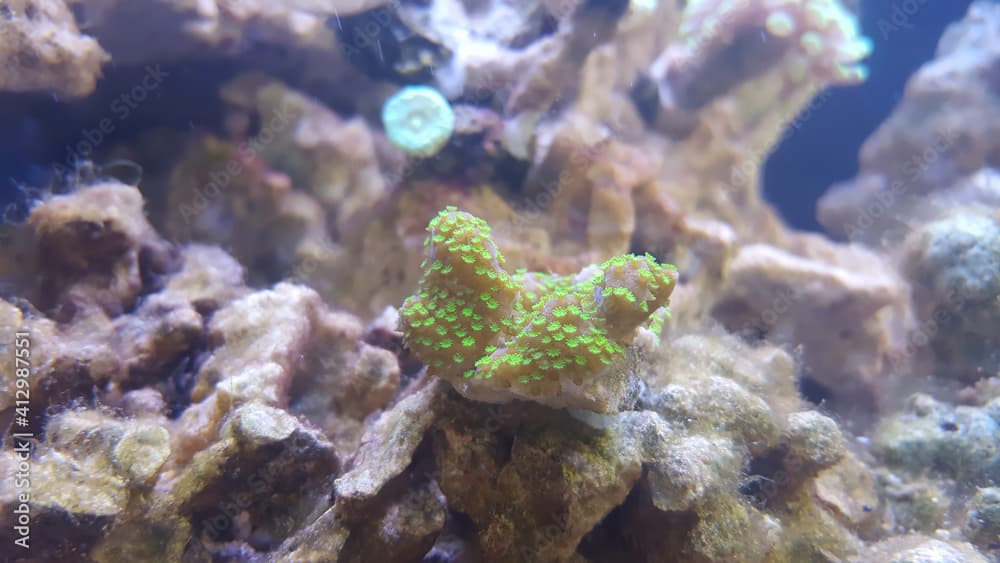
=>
[0,0,998,561]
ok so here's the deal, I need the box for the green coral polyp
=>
[401,207,678,393]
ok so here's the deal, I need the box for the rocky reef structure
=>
[710,234,914,419]
[1,0,998,561]
[0,0,108,98]
[898,209,1000,384]
[649,0,872,118]
[818,1,1000,243]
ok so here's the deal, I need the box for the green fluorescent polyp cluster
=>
[401,207,678,394]
[381,85,455,158]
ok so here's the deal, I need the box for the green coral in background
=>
[401,207,677,406]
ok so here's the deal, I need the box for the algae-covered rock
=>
[689,494,761,561]
[0,0,109,98]
[189,282,321,404]
[900,209,1000,383]
[0,448,127,558]
[172,402,337,550]
[0,408,173,558]
[171,282,322,465]
[335,380,445,504]
[644,434,742,513]
[27,182,177,316]
[875,393,1000,485]
[642,334,789,457]
[277,380,448,561]
[963,487,1000,550]
[342,479,448,562]
[783,410,847,478]
[0,0,993,561]
[91,509,191,563]
[814,452,880,537]
[290,306,402,460]
[431,398,649,562]
[711,237,912,417]
[110,292,202,388]
[880,475,950,535]
[646,374,779,456]
[112,425,173,484]
[162,243,248,313]
[45,408,172,487]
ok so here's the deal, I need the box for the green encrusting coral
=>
[401,207,677,400]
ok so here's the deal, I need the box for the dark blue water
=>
[764,0,973,231]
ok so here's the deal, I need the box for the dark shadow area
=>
[0,60,237,218]
[763,0,973,231]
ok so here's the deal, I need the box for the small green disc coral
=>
[381,85,455,158]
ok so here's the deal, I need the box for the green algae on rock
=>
[875,393,1000,485]
[400,206,677,412]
